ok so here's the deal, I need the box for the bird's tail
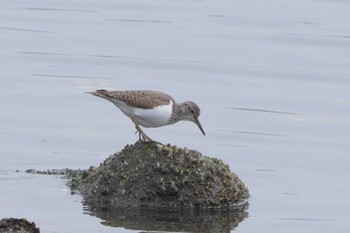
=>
[86,89,110,99]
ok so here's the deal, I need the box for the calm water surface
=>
[1,0,350,232]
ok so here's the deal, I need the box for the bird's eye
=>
[190,109,195,114]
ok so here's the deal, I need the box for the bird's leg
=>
[131,115,153,142]
[135,124,152,142]
[137,127,153,142]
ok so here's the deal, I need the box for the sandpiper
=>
[87,89,205,142]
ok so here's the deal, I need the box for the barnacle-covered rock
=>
[0,218,40,233]
[69,141,249,209]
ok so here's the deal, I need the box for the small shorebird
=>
[87,89,205,142]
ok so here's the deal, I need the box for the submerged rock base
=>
[70,141,249,209]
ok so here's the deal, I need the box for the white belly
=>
[110,99,173,128]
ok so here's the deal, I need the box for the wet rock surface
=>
[0,218,40,233]
[68,141,249,209]
[22,142,250,231]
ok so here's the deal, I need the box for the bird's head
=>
[180,101,205,135]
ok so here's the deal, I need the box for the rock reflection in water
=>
[84,204,248,233]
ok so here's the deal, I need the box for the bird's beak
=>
[194,117,205,135]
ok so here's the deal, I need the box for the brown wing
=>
[95,89,174,109]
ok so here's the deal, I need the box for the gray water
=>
[1,0,349,232]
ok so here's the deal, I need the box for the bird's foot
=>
[131,116,159,143]
[134,129,154,143]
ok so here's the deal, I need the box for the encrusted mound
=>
[0,218,40,233]
[70,141,249,209]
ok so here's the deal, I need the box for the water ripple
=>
[278,217,335,222]
[0,26,56,33]
[226,107,300,116]
[32,73,113,80]
[107,18,172,24]
[219,130,287,137]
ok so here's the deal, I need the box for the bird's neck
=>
[169,102,187,124]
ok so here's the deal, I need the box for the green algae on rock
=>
[70,141,249,209]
